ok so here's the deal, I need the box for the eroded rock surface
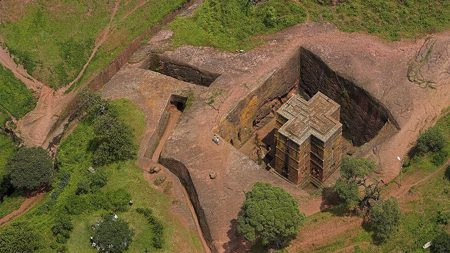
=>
[104,23,450,252]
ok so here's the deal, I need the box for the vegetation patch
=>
[0,65,36,124]
[171,0,450,51]
[171,0,306,51]
[303,109,450,252]
[0,97,201,252]
[0,0,188,89]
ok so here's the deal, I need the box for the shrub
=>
[436,210,450,225]
[431,232,450,253]
[431,150,448,166]
[6,147,54,192]
[90,170,108,191]
[52,215,74,243]
[92,214,134,253]
[65,195,89,215]
[136,208,165,249]
[76,179,91,195]
[237,182,304,248]
[92,113,136,166]
[415,128,445,155]
[0,222,42,253]
[368,198,401,244]
[107,189,131,212]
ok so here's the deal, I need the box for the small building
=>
[274,92,342,186]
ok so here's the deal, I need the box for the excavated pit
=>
[299,48,398,146]
[146,94,187,160]
[147,54,220,87]
[159,157,214,251]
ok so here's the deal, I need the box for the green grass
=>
[0,99,201,252]
[0,193,26,219]
[72,0,188,91]
[110,99,146,144]
[0,65,36,123]
[0,133,16,178]
[170,0,306,51]
[0,133,24,222]
[170,0,450,51]
[299,109,450,253]
[0,0,188,89]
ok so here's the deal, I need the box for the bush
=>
[237,182,305,248]
[136,208,165,249]
[6,147,54,192]
[436,210,450,225]
[90,170,108,191]
[368,198,401,244]
[52,215,74,243]
[76,179,91,195]
[107,189,131,212]
[76,170,108,195]
[415,128,445,155]
[92,214,134,253]
[0,222,42,253]
[92,113,136,166]
[431,232,450,253]
[431,150,448,166]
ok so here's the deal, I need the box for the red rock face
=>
[299,48,396,146]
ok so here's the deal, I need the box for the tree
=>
[431,232,450,253]
[368,198,401,243]
[0,222,42,253]
[92,113,136,166]
[92,214,133,253]
[237,182,304,249]
[415,128,445,155]
[6,147,54,192]
[334,156,381,212]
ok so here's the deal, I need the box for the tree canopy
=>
[431,232,450,253]
[6,147,54,192]
[237,182,304,249]
[368,198,401,243]
[92,214,134,253]
[415,128,445,155]
[334,156,380,211]
[92,110,136,166]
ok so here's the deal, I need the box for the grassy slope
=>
[0,99,201,252]
[0,133,24,220]
[299,109,450,253]
[170,0,450,51]
[74,0,187,91]
[0,0,187,89]
[0,65,36,124]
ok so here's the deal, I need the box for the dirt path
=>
[0,193,44,227]
[0,47,43,92]
[65,0,121,90]
[288,159,450,252]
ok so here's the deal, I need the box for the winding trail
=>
[0,47,43,92]
[288,158,450,252]
[0,193,44,227]
[65,0,121,90]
